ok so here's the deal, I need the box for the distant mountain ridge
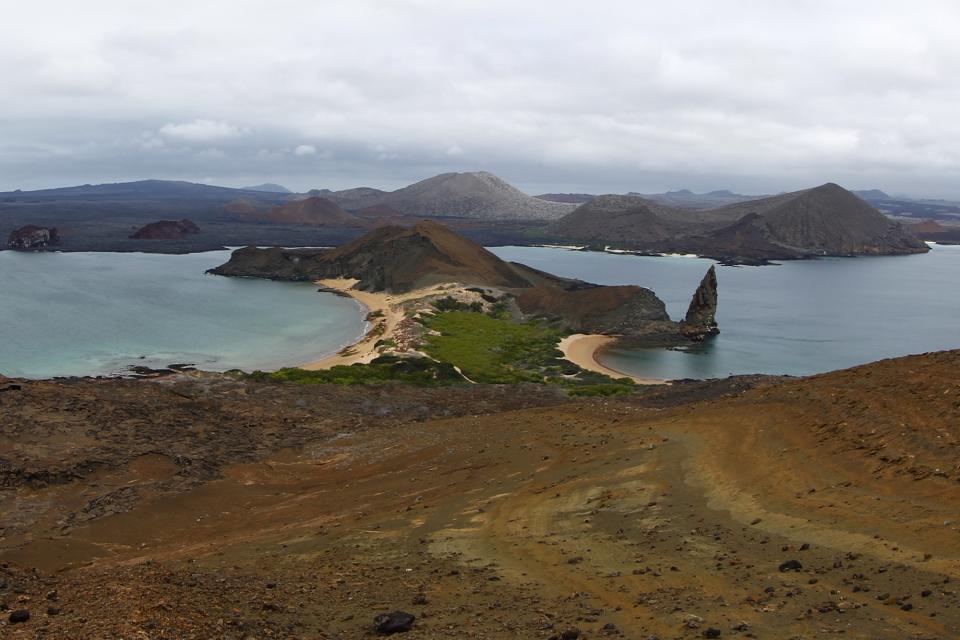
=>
[0,179,279,201]
[316,172,575,220]
[550,183,928,262]
[243,183,292,193]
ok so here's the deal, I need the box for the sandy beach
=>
[301,279,398,369]
[558,333,668,385]
[303,279,455,370]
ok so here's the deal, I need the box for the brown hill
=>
[263,197,365,227]
[336,171,576,220]
[211,220,531,292]
[759,183,926,255]
[129,219,200,240]
[549,183,928,261]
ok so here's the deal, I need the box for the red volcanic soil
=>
[0,351,958,638]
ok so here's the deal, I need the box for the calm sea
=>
[490,244,960,379]
[0,250,366,378]
[3,245,957,380]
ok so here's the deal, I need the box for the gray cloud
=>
[2,0,960,197]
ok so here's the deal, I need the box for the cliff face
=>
[129,219,201,240]
[7,225,60,250]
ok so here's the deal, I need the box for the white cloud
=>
[2,0,960,195]
[159,119,242,142]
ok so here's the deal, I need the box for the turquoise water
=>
[3,245,957,380]
[0,250,366,378]
[490,244,960,379]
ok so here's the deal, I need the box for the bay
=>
[489,244,960,379]
[0,250,366,378]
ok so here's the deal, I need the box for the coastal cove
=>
[490,243,960,379]
[3,244,958,380]
[0,250,367,378]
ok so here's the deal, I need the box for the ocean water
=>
[490,244,960,379]
[0,250,366,378]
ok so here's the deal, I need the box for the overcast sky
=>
[3,0,960,197]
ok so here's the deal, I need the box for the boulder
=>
[374,611,415,634]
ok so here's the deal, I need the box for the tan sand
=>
[302,279,452,370]
[557,333,668,385]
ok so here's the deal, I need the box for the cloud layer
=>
[2,0,960,196]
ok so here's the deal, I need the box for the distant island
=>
[0,172,948,260]
[548,183,928,264]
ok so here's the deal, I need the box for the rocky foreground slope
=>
[550,183,928,263]
[1,350,958,638]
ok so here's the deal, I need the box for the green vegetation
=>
[421,311,563,383]
[245,309,635,396]
[419,310,635,396]
[246,356,464,386]
[432,296,483,313]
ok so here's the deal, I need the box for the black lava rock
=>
[374,611,416,634]
[704,629,722,638]
[9,609,30,624]
[779,559,803,572]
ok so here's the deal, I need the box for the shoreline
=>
[557,334,669,385]
[301,279,397,369]
[302,279,453,370]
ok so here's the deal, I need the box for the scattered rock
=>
[9,609,30,624]
[374,611,415,634]
[779,559,803,572]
